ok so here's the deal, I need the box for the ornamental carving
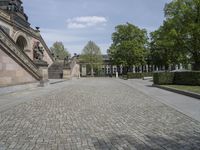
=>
[33,41,44,61]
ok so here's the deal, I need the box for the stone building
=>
[0,0,54,87]
[79,55,119,77]
[80,54,189,77]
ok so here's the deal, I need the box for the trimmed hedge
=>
[153,72,174,85]
[121,75,128,80]
[127,73,143,79]
[127,72,153,79]
[153,71,200,86]
[143,72,153,77]
[174,72,200,85]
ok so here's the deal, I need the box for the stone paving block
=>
[0,78,199,149]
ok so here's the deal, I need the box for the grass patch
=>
[163,85,200,94]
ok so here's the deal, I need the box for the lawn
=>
[163,85,200,94]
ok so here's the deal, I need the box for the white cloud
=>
[67,16,107,29]
[40,28,86,43]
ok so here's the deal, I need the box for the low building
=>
[80,54,189,77]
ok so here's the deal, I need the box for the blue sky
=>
[23,0,171,54]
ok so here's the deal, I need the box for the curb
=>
[49,79,68,85]
[153,84,200,100]
[0,82,39,96]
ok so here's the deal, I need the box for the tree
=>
[163,0,200,70]
[50,42,70,60]
[150,21,188,70]
[80,41,103,76]
[108,23,148,74]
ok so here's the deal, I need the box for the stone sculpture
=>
[33,41,44,61]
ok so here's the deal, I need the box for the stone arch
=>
[16,35,27,51]
[13,31,33,59]
[13,31,31,51]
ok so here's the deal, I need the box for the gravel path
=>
[0,78,199,150]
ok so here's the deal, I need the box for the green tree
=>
[50,42,70,60]
[108,23,148,74]
[150,21,188,70]
[163,0,200,70]
[80,41,103,76]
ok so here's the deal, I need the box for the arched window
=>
[16,35,27,51]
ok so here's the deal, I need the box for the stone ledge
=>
[0,82,39,95]
[153,84,200,100]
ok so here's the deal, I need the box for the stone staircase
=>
[0,28,41,80]
[48,61,64,79]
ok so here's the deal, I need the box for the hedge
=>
[153,72,174,85]
[174,72,200,85]
[127,72,153,79]
[153,71,200,86]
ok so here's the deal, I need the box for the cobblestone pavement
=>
[0,78,200,150]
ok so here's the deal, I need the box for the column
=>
[133,65,135,73]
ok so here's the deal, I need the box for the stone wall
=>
[0,20,53,67]
[0,48,37,87]
[0,9,54,87]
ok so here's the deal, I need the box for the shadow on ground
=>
[93,133,200,150]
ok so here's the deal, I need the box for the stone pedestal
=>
[63,68,71,80]
[35,60,49,87]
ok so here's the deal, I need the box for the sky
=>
[23,0,171,54]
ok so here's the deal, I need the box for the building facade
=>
[80,54,189,77]
[0,0,54,87]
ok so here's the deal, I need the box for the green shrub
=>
[174,72,200,86]
[153,71,200,85]
[119,74,129,80]
[142,72,153,77]
[153,72,174,85]
[127,72,143,79]
[127,72,153,79]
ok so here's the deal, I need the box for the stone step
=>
[48,61,64,79]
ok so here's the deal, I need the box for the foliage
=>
[153,72,175,85]
[153,71,200,85]
[80,41,103,76]
[121,75,128,80]
[50,42,70,60]
[127,72,153,79]
[108,23,148,73]
[174,71,200,85]
[150,0,200,70]
[150,22,188,70]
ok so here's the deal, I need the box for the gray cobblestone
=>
[0,78,199,149]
